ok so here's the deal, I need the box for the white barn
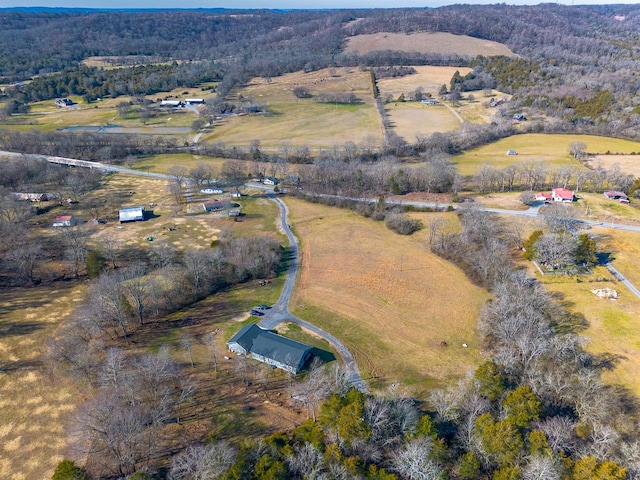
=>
[119,206,145,223]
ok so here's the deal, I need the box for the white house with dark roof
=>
[227,324,312,374]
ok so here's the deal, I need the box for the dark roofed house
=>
[604,190,629,203]
[227,324,312,374]
[203,199,230,212]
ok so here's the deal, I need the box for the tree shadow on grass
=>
[0,321,45,338]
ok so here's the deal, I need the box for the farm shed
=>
[185,98,205,105]
[119,206,145,223]
[227,324,312,374]
[160,100,183,108]
[604,190,629,202]
[52,215,76,227]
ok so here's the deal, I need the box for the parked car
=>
[506,149,518,156]
[200,188,215,194]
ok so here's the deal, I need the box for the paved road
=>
[258,194,368,392]
[605,262,640,299]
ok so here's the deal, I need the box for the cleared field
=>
[377,66,472,100]
[203,68,383,148]
[385,102,461,140]
[453,134,640,176]
[591,154,640,178]
[286,198,488,395]
[133,154,227,175]
[0,284,84,480]
[344,32,515,57]
[539,266,640,397]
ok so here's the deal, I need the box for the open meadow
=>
[591,154,640,178]
[343,32,515,57]
[453,133,640,176]
[285,198,488,395]
[537,266,640,397]
[202,67,383,149]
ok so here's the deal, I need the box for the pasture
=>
[539,264,640,397]
[385,102,461,140]
[574,192,640,225]
[202,68,383,148]
[285,198,488,395]
[453,133,640,176]
[343,32,515,57]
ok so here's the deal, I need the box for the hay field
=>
[133,154,227,175]
[591,154,640,178]
[202,68,383,148]
[286,198,488,394]
[453,134,638,176]
[344,32,515,57]
[0,284,84,480]
[385,102,461,140]
[377,66,472,100]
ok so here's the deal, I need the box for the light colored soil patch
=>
[286,198,487,393]
[590,154,640,178]
[0,285,84,480]
[386,102,461,139]
[203,67,383,148]
[470,192,531,210]
[344,32,515,57]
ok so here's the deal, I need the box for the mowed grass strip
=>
[455,133,640,176]
[203,68,382,148]
[286,198,487,394]
[0,284,84,480]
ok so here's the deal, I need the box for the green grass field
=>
[201,68,383,148]
[454,133,640,176]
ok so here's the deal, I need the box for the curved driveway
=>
[258,194,368,392]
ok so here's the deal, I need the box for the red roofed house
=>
[552,188,574,203]
[52,215,76,227]
[536,193,553,202]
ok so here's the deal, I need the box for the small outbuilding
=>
[52,215,76,227]
[119,206,145,223]
[227,324,313,374]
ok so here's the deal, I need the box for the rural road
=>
[258,194,368,392]
[4,149,640,352]
[605,262,640,299]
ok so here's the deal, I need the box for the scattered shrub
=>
[385,213,423,235]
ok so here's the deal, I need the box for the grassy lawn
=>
[538,267,640,397]
[202,68,382,149]
[285,198,488,397]
[574,193,640,225]
[453,134,640,176]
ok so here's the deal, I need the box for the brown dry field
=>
[0,174,300,478]
[203,67,383,148]
[286,198,488,394]
[377,66,473,100]
[0,284,84,480]
[385,102,461,139]
[344,32,515,57]
[591,154,640,178]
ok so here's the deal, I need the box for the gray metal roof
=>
[228,324,312,369]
